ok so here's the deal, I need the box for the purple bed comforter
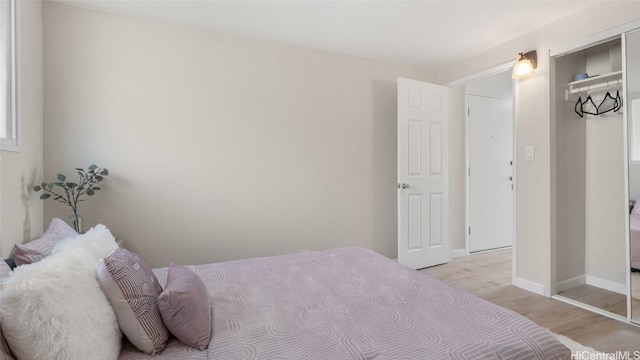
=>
[119,247,570,360]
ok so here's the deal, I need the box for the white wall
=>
[585,111,626,288]
[0,0,44,258]
[554,51,586,287]
[42,2,435,267]
[438,2,640,295]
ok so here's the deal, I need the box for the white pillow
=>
[0,236,121,359]
[52,223,118,259]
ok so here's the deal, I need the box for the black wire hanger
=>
[581,88,599,116]
[597,87,618,115]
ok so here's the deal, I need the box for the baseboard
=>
[514,277,545,296]
[585,275,626,295]
[452,249,467,258]
[556,275,586,292]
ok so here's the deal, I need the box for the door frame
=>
[446,60,518,285]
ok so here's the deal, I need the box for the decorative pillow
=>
[0,308,15,360]
[13,217,78,265]
[0,245,121,360]
[0,261,11,295]
[158,263,212,350]
[0,261,11,358]
[52,224,118,259]
[0,261,10,282]
[97,248,168,355]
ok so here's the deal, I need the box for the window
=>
[0,0,17,152]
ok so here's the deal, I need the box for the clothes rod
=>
[569,79,622,94]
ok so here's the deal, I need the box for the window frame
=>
[1,0,18,152]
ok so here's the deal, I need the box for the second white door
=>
[468,94,513,252]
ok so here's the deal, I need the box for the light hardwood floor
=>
[558,284,627,317]
[419,248,640,352]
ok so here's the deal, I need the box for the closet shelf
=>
[568,71,622,93]
[565,71,622,101]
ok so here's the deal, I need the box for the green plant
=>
[33,165,109,232]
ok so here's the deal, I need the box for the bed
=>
[1,222,570,360]
[117,247,570,360]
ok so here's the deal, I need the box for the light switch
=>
[525,146,535,161]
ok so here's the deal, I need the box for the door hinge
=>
[468,227,471,236]
[468,167,470,176]
[468,107,470,116]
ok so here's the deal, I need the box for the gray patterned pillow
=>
[0,261,10,283]
[13,218,78,265]
[96,248,168,355]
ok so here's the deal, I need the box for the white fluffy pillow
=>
[0,226,121,360]
[52,224,118,258]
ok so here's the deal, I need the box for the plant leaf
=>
[100,169,109,176]
[95,176,104,181]
[88,165,98,171]
[92,186,101,191]
[87,189,95,196]
[33,185,41,191]
[67,182,78,189]
[57,174,66,182]
[40,193,51,200]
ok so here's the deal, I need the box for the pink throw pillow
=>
[157,263,212,350]
[13,218,77,265]
[96,248,168,355]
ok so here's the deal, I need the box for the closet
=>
[553,29,640,324]
[553,38,628,320]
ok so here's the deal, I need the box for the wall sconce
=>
[512,50,537,79]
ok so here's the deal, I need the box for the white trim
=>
[0,0,19,152]
[622,31,632,322]
[585,275,627,295]
[452,249,467,258]
[552,295,633,325]
[550,19,640,58]
[556,275,586,292]
[446,61,514,88]
[514,277,545,296]
[511,77,518,294]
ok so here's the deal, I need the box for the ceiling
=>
[52,0,601,69]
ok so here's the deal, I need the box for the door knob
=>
[397,183,411,189]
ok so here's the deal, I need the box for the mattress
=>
[119,247,570,360]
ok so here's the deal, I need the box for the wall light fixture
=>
[512,50,537,79]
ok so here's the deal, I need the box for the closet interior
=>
[553,38,630,320]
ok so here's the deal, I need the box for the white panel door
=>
[468,95,513,252]
[398,78,450,270]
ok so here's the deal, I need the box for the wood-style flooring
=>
[558,284,627,317]
[419,248,640,352]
